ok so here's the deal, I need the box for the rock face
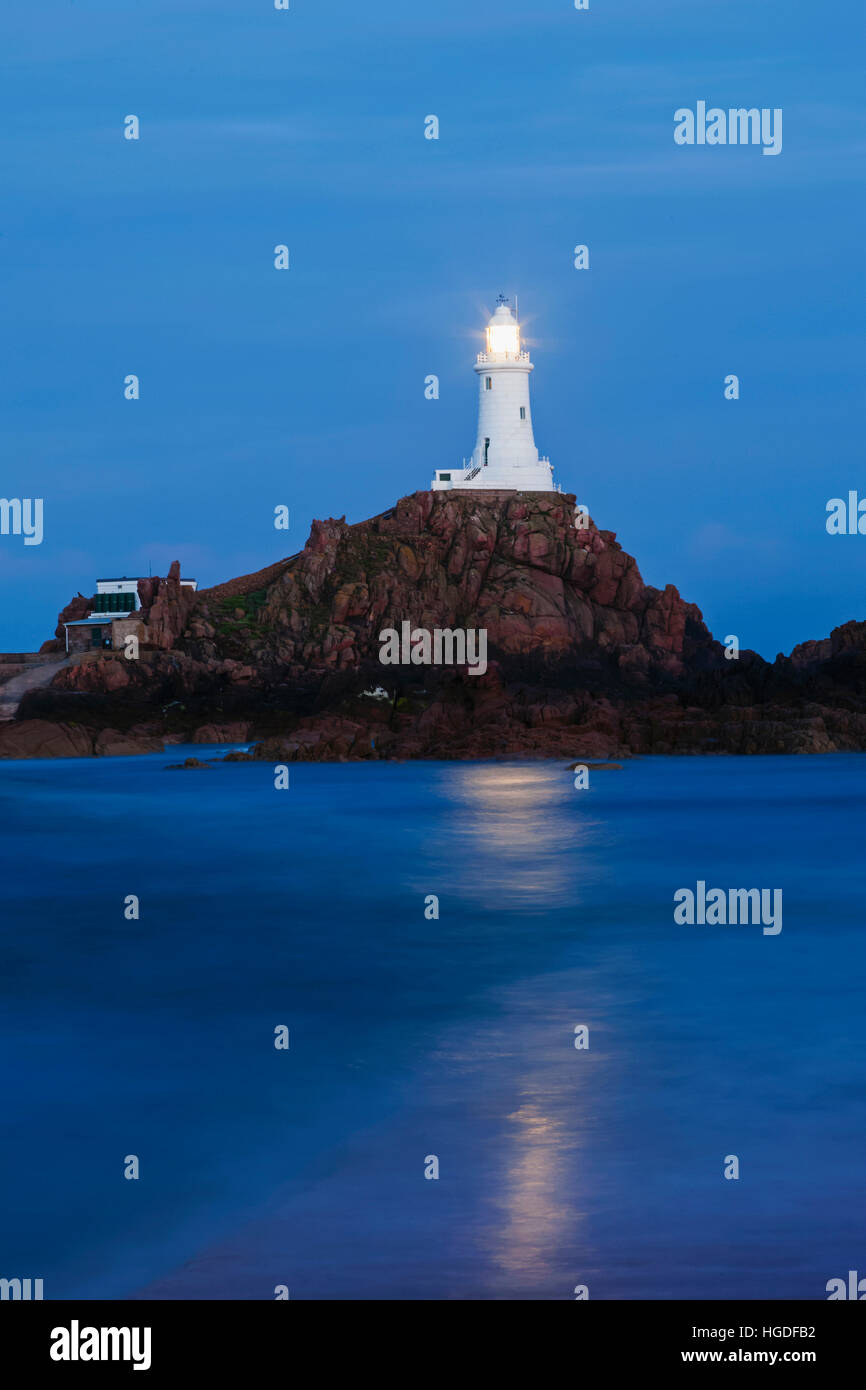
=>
[9,491,866,759]
[157,491,716,690]
[191,722,250,744]
[0,720,163,759]
[243,491,713,681]
[39,594,92,654]
[0,720,95,759]
[136,560,198,651]
[92,728,165,757]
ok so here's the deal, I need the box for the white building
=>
[93,575,198,613]
[432,296,557,492]
[63,574,198,652]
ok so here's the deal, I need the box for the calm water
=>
[1,750,864,1300]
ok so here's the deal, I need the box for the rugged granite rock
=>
[40,594,91,654]
[191,721,251,744]
[136,560,198,651]
[0,719,95,759]
[10,490,866,759]
[0,719,164,759]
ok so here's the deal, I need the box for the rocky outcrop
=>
[0,719,164,759]
[137,560,197,651]
[93,728,165,757]
[191,722,251,743]
[39,593,92,654]
[53,656,133,693]
[0,719,95,759]
[7,491,866,759]
[225,491,719,681]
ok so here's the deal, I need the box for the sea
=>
[1,748,863,1300]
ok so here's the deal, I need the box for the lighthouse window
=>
[520,407,526,419]
[485,377,492,390]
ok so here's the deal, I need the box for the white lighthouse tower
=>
[431,296,556,492]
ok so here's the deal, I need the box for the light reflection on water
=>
[429,975,611,1296]
[491,1099,577,1284]
[430,763,599,909]
[5,754,864,1298]
[419,765,603,1290]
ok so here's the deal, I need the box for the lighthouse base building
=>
[432,296,558,493]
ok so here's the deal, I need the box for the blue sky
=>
[1,0,863,656]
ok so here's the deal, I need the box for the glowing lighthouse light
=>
[486,315,520,356]
[432,295,557,493]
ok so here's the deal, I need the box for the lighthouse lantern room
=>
[431,296,557,492]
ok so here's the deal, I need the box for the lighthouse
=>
[431,296,556,492]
